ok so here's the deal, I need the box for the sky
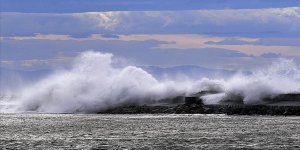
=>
[1,0,300,72]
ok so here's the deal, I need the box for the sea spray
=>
[222,59,300,104]
[1,51,300,113]
[201,59,300,105]
[0,51,209,113]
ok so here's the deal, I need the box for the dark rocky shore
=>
[98,93,300,116]
[98,104,300,116]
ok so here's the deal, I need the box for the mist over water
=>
[1,51,300,113]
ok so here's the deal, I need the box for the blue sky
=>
[1,0,300,71]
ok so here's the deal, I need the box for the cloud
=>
[2,35,300,71]
[8,34,73,40]
[260,53,283,58]
[205,38,254,45]
[206,37,300,47]
[251,38,300,46]
[2,7,300,38]
[1,57,74,70]
[117,34,300,57]
[3,33,300,58]
[1,0,300,13]
[72,12,124,30]
[1,36,256,70]
[100,34,119,39]
[2,7,300,71]
[118,34,222,49]
[4,33,121,41]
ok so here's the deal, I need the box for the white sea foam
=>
[1,51,299,113]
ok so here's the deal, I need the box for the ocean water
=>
[0,114,299,149]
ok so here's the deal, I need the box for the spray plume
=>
[0,51,299,113]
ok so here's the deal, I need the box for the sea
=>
[0,114,299,149]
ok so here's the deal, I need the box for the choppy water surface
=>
[0,114,299,149]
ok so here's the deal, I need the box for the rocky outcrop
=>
[98,103,300,116]
[98,93,300,115]
[263,93,300,103]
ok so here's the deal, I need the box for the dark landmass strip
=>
[98,93,300,116]
[98,104,300,116]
